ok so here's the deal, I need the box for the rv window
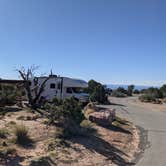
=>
[66,88,72,94]
[50,83,56,89]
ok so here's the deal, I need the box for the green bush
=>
[127,85,135,96]
[133,89,140,94]
[14,124,33,146]
[139,94,156,102]
[0,84,20,106]
[160,85,166,98]
[52,97,63,106]
[86,80,108,104]
[112,91,127,97]
[46,97,84,125]
[62,97,84,124]
[139,87,163,103]
[145,87,162,98]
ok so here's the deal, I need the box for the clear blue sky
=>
[0,0,166,86]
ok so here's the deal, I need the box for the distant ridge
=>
[107,84,159,90]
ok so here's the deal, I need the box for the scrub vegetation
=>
[139,85,166,104]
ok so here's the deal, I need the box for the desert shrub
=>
[62,97,84,124]
[160,85,166,98]
[45,97,84,138]
[90,85,108,104]
[0,84,21,106]
[0,128,8,138]
[52,97,63,106]
[14,124,33,146]
[116,87,128,94]
[85,80,108,104]
[139,94,156,102]
[127,85,135,96]
[133,89,140,94]
[139,87,163,103]
[111,87,128,97]
[112,91,127,97]
[146,87,162,98]
[47,97,84,125]
[47,106,63,125]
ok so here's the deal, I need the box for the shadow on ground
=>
[70,134,134,166]
[110,102,126,107]
[104,125,132,135]
[0,155,25,166]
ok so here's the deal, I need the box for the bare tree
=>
[17,65,50,109]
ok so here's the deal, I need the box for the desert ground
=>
[0,104,139,166]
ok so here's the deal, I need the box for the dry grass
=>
[14,124,33,146]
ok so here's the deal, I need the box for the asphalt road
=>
[102,97,166,166]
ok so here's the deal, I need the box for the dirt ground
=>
[0,107,140,166]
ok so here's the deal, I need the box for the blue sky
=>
[0,0,166,86]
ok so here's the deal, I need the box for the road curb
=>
[132,126,151,165]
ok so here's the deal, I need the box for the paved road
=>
[103,97,166,166]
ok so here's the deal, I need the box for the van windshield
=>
[72,87,83,94]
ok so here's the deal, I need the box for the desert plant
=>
[112,90,127,97]
[85,80,108,104]
[0,84,20,106]
[139,94,156,102]
[52,97,63,106]
[62,97,84,124]
[133,89,140,94]
[160,85,166,98]
[127,85,135,96]
[14,124,33,146]
[139,87,163,103]
[45,97,84,138]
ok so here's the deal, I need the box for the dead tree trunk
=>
[17,66,50,109]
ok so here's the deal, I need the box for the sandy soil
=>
[0,107,139,166]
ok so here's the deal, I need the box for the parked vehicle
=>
[30,75,89,103]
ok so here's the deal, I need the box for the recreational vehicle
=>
[30,75,89,103]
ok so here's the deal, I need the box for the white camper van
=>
[30,75,89,103]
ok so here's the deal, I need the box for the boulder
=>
[89,109,116,126]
